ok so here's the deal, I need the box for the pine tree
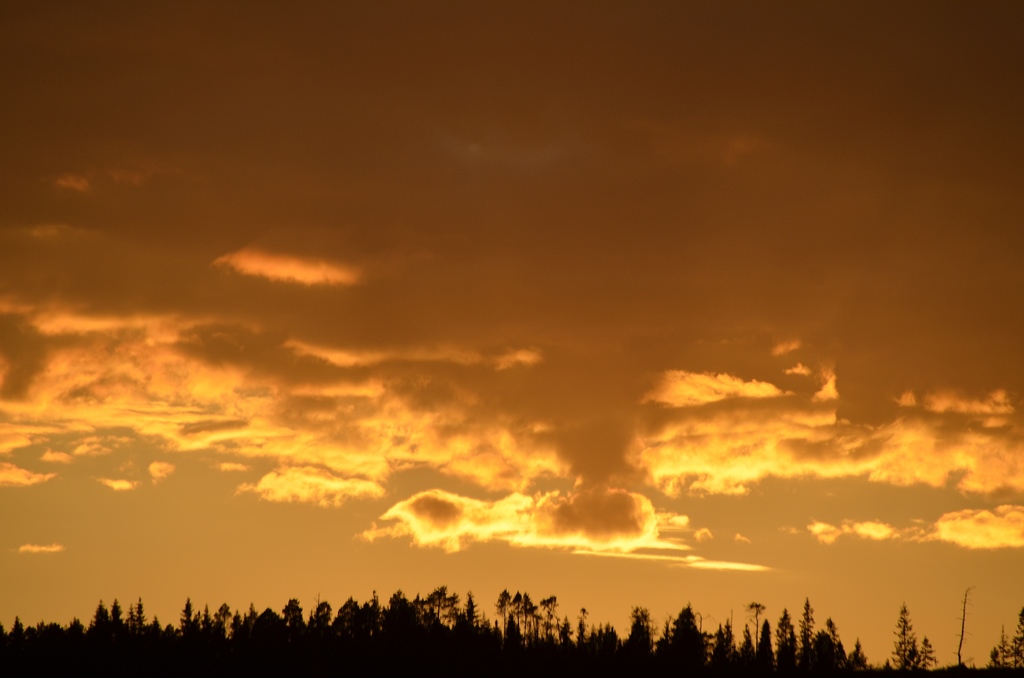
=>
[776,608,798,672]
[1012,606,1024,669]
[919,636,936,669]
[757,619,775,671]
[892,603,919,670]
[798,598,815,671]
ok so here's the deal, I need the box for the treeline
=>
[0,588,1022,675]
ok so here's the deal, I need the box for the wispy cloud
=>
[809,507,1024,549]
[644,371,786,407]
[149,461,175,483]
[18,543,65,554]
[237,466,385,508]
[98,478,138,491]
[53,174,89,192]
[41,450,73,464]
[214,248,360,286]
[0,462,56,487]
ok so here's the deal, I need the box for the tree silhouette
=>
[798,598,815,671]
[892,602,920,670]
[757,619,775,672]
[776,608,797,672]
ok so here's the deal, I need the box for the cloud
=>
[734,533,751,543]
[808,509,1024,549]
[217,462,249,472]
[494,348,543,370]
[0,462,56,486]
[362,486,694,557]
[149,461,175,482]
[772,340,802,356]
[897,391,917,407]
[214,248,360,286]
[785,363,812,376]
[638,376,1024,496]
[694,527,714,542]
[923,389,1014,416]
[237,466,385,508]
[644,371,786,407]
[98,478,138,491]
[808,520,897,545]
[41,450,73,463]
[53,174,89,192]
[18,543,65,554]
[929,505,1024,549]
[812,368,839,402]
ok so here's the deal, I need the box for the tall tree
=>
[892,603,919,670]
[1011,606,1024,669]
[495,589,511,636]
[798,598,815,671]
[776,608,798,672]
[756,619,775,671]
[666,604,706,672]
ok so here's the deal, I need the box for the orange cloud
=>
[41,450,73,463]
[97,478,138,491]
[217,462,249,472]
[18,543,65,554]
[929,505,1024,549]
[812,368,839,402]
[808,520,897,545]
[0,462,56,486]
[923,389,1014,416]
[785,363,812,376]
[362,487,693,557]
[772,339,802,356]
[149,461,175,482]
[214,248,360,286]
[53,174,89,192]
[644,371,786,407]
[494,348,543,370]
[237,466,385,508]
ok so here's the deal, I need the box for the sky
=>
[2,0,1024,665]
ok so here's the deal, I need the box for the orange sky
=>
[2,1,1024,665]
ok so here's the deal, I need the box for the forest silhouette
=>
[1,588,1023,675]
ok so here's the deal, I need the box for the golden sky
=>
[2,1,1023,664]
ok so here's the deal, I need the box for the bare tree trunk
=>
[958,586,974,667]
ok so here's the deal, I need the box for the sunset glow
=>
[2,2,1023,667]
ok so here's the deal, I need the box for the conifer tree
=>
[892,603,919,670]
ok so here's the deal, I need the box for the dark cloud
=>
[0,314,49,400]
[408,494,462,528]
[546,487,647,538]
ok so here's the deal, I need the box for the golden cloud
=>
[923,389,1014,416]
[638,380,1024,496]
[808,520,897,545]
[149,461,175,482]
[812,368,839,402]
[217,462,249,472]
[785,363,812,376]
[214,248,360,286]
[18,543,65,554]
[494,348,543,370]
[929,505,1024,549]
[808,507,1024,550]
[237,466,385,508]
[644,371,786,407]
[41,450,73,463]
[362,487,693,557]
[0,462,56,486]
[98,478,138,491]
[772,339,802,356]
